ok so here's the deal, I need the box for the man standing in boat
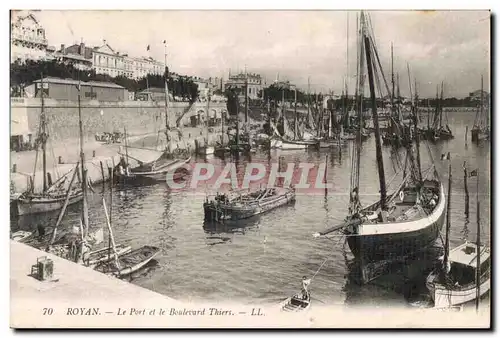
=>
[301,276,311,300]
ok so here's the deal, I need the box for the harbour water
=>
[10,111,490,307]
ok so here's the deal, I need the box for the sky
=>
[18,10,490,98]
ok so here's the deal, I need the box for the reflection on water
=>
[10,112,490,305]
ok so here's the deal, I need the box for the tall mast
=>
[244,68,249,126]
[396,73,401,122]
[439,82,444,128]
[164,41,170,144]
[442,163,452,277]
[77,78,89,237]
[390,43,395,124]
[475,172,481,312]
[349,11,364,216]
[307,77,311,126]
[433,85,439,128]
[364,34,387,210]
[346,11,350,109]
[414,77,422,182]
[294,86,298,139]
[40,74,47,193]
[480,75,484,129]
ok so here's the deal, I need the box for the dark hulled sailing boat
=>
[471,75,490,143]
[314,12,446,262]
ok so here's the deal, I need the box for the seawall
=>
[11,98,228,142]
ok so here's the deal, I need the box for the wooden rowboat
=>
[94,245,160,278]
[11,230,34,243]
[85,243,132,267]
[280,293,311,313]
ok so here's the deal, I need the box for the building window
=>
[85,92,97,99]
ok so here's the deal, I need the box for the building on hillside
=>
[10,11,49,63]
[130,56,164,79]
[55,43,93,71]
[91,40,165,79]
[31,77,126,101]
[208,77,224,92]
[224,72,263,100]
[91,41,125,78]
[193,79,211,101]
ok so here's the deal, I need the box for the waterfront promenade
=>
[10,126,225,194]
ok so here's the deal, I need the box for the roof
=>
[449,242,490,269]
[33,77,125,89]
[57,53,92,62]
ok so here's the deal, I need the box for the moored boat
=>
[11,230,34,243]
[85,243,132,267]
[204,187,296,222]
[116,151,191,183]
[342,176,446,261]
[94,245,161,277]
[280,293,311,313]
[471,75,490,143]
[314,12,445,262]
[17,189,84,216]
[426,242,491,308]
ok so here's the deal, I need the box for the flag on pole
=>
[469,169,478,177]
[146,45,150,51]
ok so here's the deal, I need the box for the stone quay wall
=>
[11,98,228,143]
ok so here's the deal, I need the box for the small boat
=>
[426,242,491,308]
[85,243,132,267]
[274,138,318,150]
[11,230,34,243]
[117,154,191,183]
[94,245,161,278]
[17,188,84,216]
[280,293,311,312]
[204,187,295,222]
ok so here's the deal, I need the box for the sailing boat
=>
[471,75,490,143]
[196,91,215,155]
[46,82,123,265]
[426,165,490,308]
[422,83,453,142]
[272,86,319,150]
[313,12,445,261]
[16,76,83,216]
[116,49,191,182]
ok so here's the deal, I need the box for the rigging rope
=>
[310,257,329,283]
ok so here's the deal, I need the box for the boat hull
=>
[16,191,84,216]
[204,189,296,222]
[95,246,160,278]
[118,158,191,183]
[346,209,445,261]
[280,294,311,312]
[426,273,490,308]
[86,244,132,267]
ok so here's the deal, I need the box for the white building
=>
[10,12,49,63]
[91,40,164,79]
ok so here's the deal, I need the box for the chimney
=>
[79,42,85,56]
[60,44,65,54]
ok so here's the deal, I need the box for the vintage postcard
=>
[9,9,491,328]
